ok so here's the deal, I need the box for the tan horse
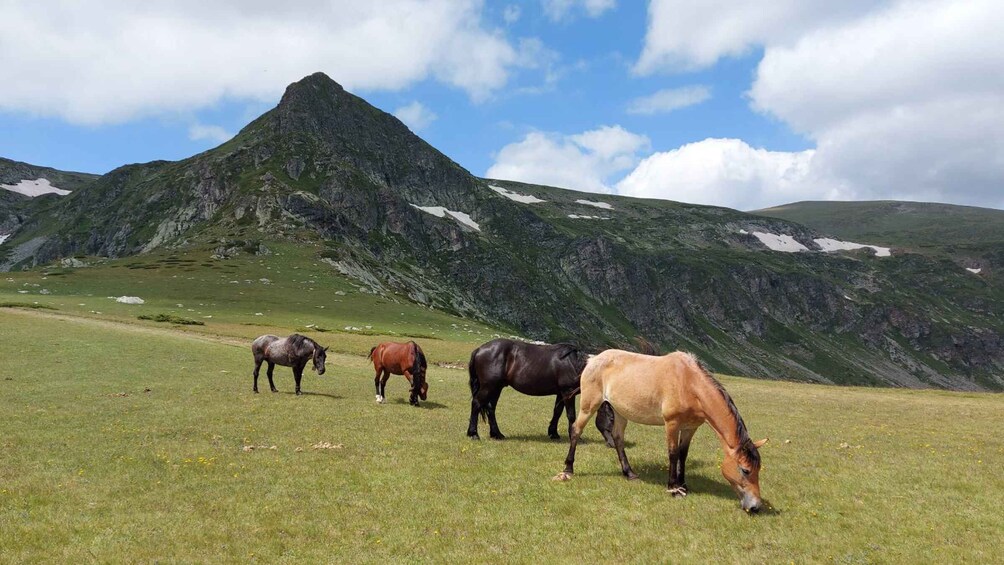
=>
[554,349,768,513]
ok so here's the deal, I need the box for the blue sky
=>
[1,1,1001,210]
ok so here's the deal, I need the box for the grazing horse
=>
[554,349,768,513]
[368,341,428,406]
[467,339,586,440]
[251,334,328,395]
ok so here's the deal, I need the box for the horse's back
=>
[373,341,417,373]
[478,339,580,396]
[583,349,700,425]
[252,334,280,354]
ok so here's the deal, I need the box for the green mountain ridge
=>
[2,72,1002,391]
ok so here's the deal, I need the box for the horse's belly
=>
[613,403,665,426]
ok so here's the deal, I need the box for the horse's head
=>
[409,366,429,404]
[721,438,768,513]
[312,346,329,375]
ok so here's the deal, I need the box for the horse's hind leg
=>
[595,401,616,448]
[611,411,637,480]
[374,368,384,404]
[555,390,602,481]
[253,357,263,393]
[547,395,564,440]
[266,362,277,393]
[487,388,505,440]
[378,371,391,404]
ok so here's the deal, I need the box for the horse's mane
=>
[692,355,761,467]
[288,333,319,350]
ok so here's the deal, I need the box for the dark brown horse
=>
[251,334,328,395]
[368,341,428,406]
[467,339,586,440]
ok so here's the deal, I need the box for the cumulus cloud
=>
[626,85,711,115]
[0,0,520,124]
[630,0,1004,209]
[542,0,616,21]
[486,125,649,193]
[634,0,881,74]
[616,139,836,210]
[187,123,233,144]
[393,101,438,132]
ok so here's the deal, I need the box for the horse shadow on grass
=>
[281,391,344,400]
[389,398,448,410]
[501,434,638,447]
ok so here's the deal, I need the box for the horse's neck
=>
[696,378,740,452]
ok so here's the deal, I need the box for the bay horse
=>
[251,334,328,395]
[467,339,587,440]
[554,349,768,513]
[368,341,428,406]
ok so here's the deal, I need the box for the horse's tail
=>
[468,349,490,422]
[367,346,377,360]
[562,387,581,402]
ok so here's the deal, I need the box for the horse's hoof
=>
[375,395,383,404]
[467,432,480,440]
[253,389,259,394]
[626,472,640,481]
[490,434,506,441]
[668,486,688,497]
[548,432,560,440]
[553,472,572,481]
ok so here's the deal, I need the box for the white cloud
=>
[0,1,520,124]
[631,0,1004,210]
[626,85,711,115]
[188,123,233,144]
[616,138,830,210]
[542,0,616,21]
[503,5,522,24]
[487,125,649,193]
[634,0,882,74]
[393,101,438,132]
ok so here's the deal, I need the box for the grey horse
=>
[251,334,329,395]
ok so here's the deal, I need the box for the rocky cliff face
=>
[3,73,1002,390]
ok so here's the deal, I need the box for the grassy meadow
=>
[1,248,1003,563]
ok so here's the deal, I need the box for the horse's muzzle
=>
[741,493,762,514]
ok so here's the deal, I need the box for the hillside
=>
[755,200,1004,264]
[1,72,1002,390]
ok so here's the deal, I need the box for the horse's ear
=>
[753,438,769,449]
[323,347,329,352]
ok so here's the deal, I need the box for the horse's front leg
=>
[403,370,419,406]
[675,428,697,495]
[266,362,277,393]
[374,368,384,404]
[293,364,304,396]
[547,395,564,439]
[664,421,686,496]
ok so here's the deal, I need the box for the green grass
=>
[1,309,1002,563]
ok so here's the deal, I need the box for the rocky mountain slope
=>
[2,73,1002,390]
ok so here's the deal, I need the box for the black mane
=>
[288,333,318,350]
[695,358,761,467]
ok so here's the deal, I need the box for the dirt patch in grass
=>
[138,313,205,326]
